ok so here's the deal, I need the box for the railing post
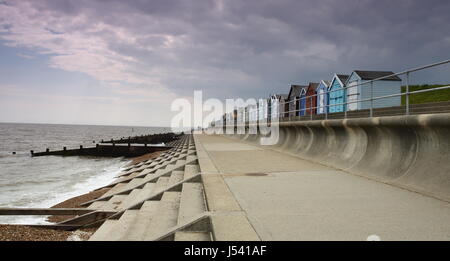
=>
[290,99,293,121]
[405,72,410,115]
[344,88,347,119]
[370,81,374,117]
[310,95,313,120]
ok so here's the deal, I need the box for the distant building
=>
[345,70,402,110]
[269,94,288,119]
[247,104,258,122]
[236,107,245,124]
[305,82,319,115]
[258,99,269,121]
[288,85,308,117]
[328,74,349,113]
[244,106,250,123]
[316,80,330,114]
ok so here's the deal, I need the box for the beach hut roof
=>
[307,82,319,92]
[353,70,401,81]
[288,85,308,98]
[271,94,288,99]
[321,80,331,87]
[336,74,350,84]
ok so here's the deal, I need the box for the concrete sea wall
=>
[224,113,450,202]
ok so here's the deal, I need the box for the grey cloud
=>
[5,0,450,100]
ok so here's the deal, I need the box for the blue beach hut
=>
[298,87,308,116]
[328,74,349,113]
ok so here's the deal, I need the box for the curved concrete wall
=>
[222,114,450,202]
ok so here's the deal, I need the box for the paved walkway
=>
[195,134,450,240]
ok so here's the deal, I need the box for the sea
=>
[0,122,170,224]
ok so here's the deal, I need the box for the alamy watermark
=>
[170,90,279,145]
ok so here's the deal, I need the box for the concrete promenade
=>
[194,134,450,240]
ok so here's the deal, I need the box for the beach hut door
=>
[347,81,358,111]
[318,89,325,113]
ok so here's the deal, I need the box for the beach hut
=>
[288,85,308,117]
[299,89,307,116]
[266,97,272,121]
[270,94,288,119]
[316,80,330,114]
[248,103,259,122]
[257,99,269,121]
[345,70,402,111]
[305,82,319,115]
[245,106,251,123]
[236,107,245,124]
[328,74,349,113]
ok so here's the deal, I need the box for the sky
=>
[0,0,449,127]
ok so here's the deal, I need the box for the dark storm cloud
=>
[2,0,450,100]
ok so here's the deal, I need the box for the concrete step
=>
[101,195,128,211]
[141,171,162,183]
[186,155,197,162]
[154,176,170,193]
[153,167,169,175]
[103,183,126,197]
[168,170,184,185]
[120,201,160,240]
[123,178,144,190]
[116,172,138,181]
[110,210,140,240]
[126,167,140,175]
[154,162,181,175]
[174,231,211,241]
[87,200,107,210]
[122,171,141,179]
[175,159,186,166]
[142,191,181,240]
[177,183,205,225]
[144,162,160,170]
[89,220,118,241]
[87,192,129,210]
[183,165,200,179]
[132,162,145,168]
[119,188,143,209]
[129,165,147,173]
[123,166,134,172]
[139,168,153,176]
[137,183,156,199]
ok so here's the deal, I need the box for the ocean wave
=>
[0,158,130,225]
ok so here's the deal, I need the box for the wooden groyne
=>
[100,132,182,144]
[31,144,171,158]
[30,132,182,158]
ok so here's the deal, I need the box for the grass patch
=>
[401,84,450,105]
